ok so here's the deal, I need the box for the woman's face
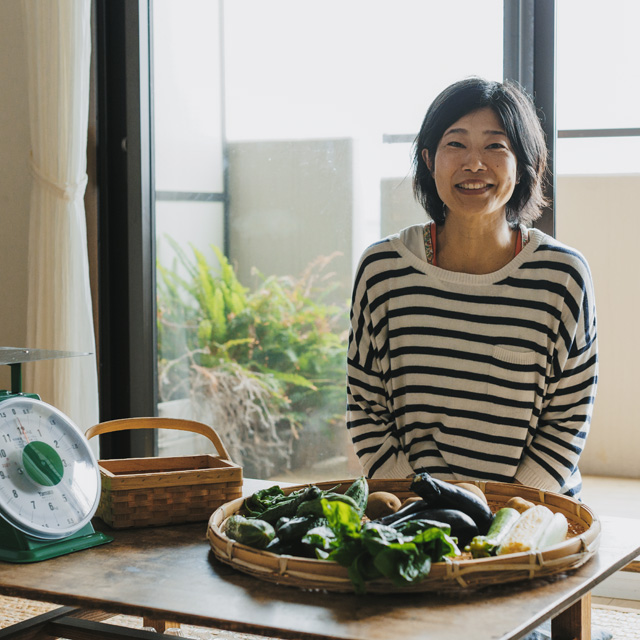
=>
[423,107,518,222]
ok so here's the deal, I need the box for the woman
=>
[347,77,598,498]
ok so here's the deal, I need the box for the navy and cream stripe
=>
[346,225,598,497]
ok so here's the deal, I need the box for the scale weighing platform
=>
[0,347,112,562]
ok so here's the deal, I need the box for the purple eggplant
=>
[410,473,494,534]
[390,507,479,547]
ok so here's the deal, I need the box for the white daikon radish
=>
[496,505,554,555]
[537,512,569,550]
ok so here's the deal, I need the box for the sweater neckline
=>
[390,225,546,286]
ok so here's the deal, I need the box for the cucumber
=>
[224,515,276,549]
[468,507,520,558]
[343,476,369,516]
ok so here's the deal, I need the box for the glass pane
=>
[557,0,640,130]
[153,0,224,193]
[155,200,225,279]
[556,137,640,175]
[153,1,503,481]
[224,0,503,140]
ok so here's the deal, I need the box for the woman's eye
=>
[487,142,507,149]
[446,141,464,148]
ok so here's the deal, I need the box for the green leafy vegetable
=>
[317,498,460,594]
[244,485,287,515]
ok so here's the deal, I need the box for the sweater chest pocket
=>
[488,345,539,407]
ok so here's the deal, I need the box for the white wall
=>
[0,1,30,389]
[556,175,640,478]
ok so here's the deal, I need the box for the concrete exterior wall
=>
[227,139,353,304]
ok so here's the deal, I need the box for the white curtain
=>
[21,0,99,433]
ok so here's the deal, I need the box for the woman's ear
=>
[421,148,434,173]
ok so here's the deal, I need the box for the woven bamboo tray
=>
[86,417,242,529]
[207,478,601,593]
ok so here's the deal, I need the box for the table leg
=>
[551,592,591,640]
[142,617,180,633]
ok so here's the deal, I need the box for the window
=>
[150,1,504,480]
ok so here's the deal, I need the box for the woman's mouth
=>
[456,181,492,192]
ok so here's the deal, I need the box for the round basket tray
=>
[207,478,601,593]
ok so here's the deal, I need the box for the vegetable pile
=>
[222,473,570,593]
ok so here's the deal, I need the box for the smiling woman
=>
[346,78,598,500]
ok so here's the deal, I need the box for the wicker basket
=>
[207,478,601,593]
[86,417,242,529]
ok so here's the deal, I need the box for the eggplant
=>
[377,499,429,526]
[390,508,479,547]
[410,473,494,534]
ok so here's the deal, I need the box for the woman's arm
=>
[346,261,414,479]
[515,260,598,494]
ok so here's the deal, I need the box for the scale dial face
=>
[0,396,101,540]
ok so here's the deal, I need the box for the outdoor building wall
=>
[227,139,354,304]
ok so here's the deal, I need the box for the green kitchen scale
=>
[0,347,112,562]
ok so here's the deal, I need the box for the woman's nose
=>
[462,149,486,171]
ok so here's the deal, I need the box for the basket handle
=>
[85,417,232,461]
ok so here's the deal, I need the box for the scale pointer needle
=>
[17,418,30,443]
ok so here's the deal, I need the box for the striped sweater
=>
[347,224,598,497]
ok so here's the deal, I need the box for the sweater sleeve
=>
[346,257,414,479]
[515,259,598,493]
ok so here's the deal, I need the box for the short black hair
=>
[412,77,548,226]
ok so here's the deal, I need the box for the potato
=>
[455,482,488,504]
[400,496,423,509]
[365,491,402,520]
[505,496,536,513]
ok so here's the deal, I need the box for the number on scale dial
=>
[0,396,100,540]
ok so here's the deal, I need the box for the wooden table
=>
[0,485,639,640]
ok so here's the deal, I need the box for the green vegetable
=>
[295,493,361,518]
[225,515,276,549]
[319,498,459,594]
[244,485,287,515]
[250,485,322,524]
[343,476,369,516]
[276,516,328,543]
[467,507,520,558]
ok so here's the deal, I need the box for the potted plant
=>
[157,242,349,479]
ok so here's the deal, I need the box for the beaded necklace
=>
[423,221,529,267]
